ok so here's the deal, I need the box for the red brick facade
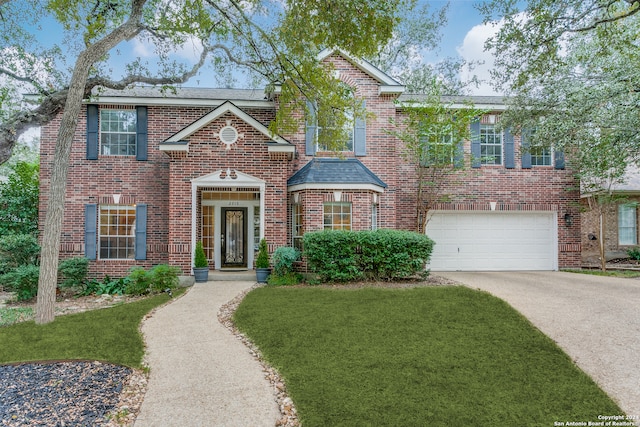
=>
[39,52,582,277]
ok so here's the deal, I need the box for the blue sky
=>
[28,1,500,95]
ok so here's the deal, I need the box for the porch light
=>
[564,212,573,227]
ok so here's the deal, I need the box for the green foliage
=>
[271,246,300,276]
[387,81,485,230]
[0,291,181,368]
[303,229,434,283]
[84,275,129,296]
[0,265,39,301]
[255,239,270,269]
[194,241,208,268]
[0,161,39,236]
[149,264,180,293]
[57,257,89,289]
[234,286,622,425]
[267,272,303,286]
[125,267,151,296]
[0,233,40,275]
[627,247,640,261]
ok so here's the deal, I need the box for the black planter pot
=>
[256,268,271,283]
[193,267,209,283]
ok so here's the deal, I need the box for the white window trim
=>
[618,204,637,246]
[323,202,352,230]
[479,124,503,165]
[100,108,137,156]
[98,205,136,260]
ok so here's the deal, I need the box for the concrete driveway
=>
[437,271,640,418]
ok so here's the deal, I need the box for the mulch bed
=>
[0,361,131,426]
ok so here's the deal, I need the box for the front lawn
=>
[0,290,181,368]
[234,286,622,426]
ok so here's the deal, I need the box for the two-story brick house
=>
[39,49,582,277]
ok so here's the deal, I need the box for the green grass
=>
[564,268,640,278]
[0,290,182,368]
[0,306,34,326]
[234,286,623,426]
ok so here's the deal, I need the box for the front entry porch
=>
[192,170,266,271]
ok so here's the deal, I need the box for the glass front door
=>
[221,207,247,268]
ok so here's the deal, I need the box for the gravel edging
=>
[217,283,300,427]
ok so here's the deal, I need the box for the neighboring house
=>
[581,166,640,265]
[38,50,582,277]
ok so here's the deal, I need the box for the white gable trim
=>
[317,48,405,92]
[192,169,266,187]
[165,101,289,144]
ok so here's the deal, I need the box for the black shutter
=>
[86,105,99,160]
[504,127,515,169]
[470,119,481,168]
[135,204,147,260]
[354,100,366,156]
[521,129,532,169]
[136,106,148,161]
[85,204,97,260]
[305,100,317,156]
[453,139,464,168]
[554,150,565,169]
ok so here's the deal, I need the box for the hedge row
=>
[303,229,434,282]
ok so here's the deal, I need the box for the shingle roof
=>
[398,93,509,105]
[93,86,269,101]
[287,158,387,188]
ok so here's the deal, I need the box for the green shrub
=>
[256,239,270,268]
[149,264,180,293]
[267,272,303,286]
[627,247,640,261]
[85,275,129,296]
[58,257,89,289]
[194,241,208,268]
[125,267,151,296]
[272,246,300,276]
[0,265,39,301]
[0,234,40,275]
[303,229,434,283]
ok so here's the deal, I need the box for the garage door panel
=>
[426,212,557,271]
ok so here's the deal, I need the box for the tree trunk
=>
[599,209,606,272]
[35,54,94,324]
[34,6,145,324]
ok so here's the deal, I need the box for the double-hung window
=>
[323,202,352,230]
[292,203,304,249]
[530,146,552,166]
[100,109,137,156]
[480,124,502,165]
[618,204,637,246]
[99,205,137,259]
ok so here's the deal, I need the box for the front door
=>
[221,207,247,268]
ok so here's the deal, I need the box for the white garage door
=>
[425,212,557,271]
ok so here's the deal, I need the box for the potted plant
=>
[193,241,209,283]
[255,238,271,283]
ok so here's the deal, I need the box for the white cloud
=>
[132,35,203,62]
[457,21,502,96]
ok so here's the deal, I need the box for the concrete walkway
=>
[438,271,640,418]
[134,281,279,427]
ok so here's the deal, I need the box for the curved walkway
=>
[135,281,279,427]
[438,271,640,418]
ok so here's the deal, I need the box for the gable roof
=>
[163,100,289,145]
[287,158,387,192]
[316,48,405,95]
